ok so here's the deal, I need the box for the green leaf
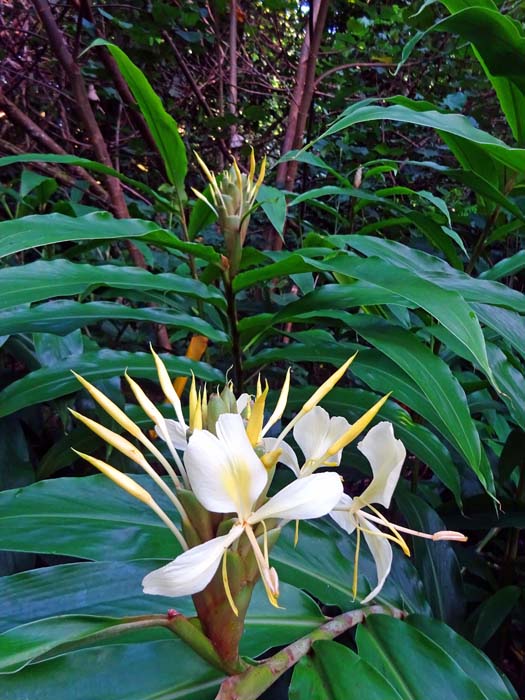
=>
[90,40,188,196]
[345,316,483,481]
[0,475,177,560]
[466,586,521,650]
[0,301,227,342]
[0,212,221,264]
[356,615,488,700]
[273,518,430,614]
[472,304,525,362]
[480,250,525,281]
[318,98,525,175]
[0,640,222,700]
[485,343,525,429]
[187,186,217,240]
[395,488,464,625]
[257,184,287,236]
[0,350,223,418]
[327,255,492,382]
[0,259,225,311]
[343,235,525,312]
[0,566,324,670]
[407,615,518,700]
[289,641,403,700]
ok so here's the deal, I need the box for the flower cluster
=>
[71,351,466,614]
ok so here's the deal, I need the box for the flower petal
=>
[360,518,393,604]
[357,422,406,508]
[329,493,357,535]
[293,406,330,462]
[250,472,343,523]
[185,414,267,518]
[262,438,300,476]
[142,525,243,597]
[156,419,188,450]
[293,407,350,470]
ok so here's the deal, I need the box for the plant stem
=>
[224,274,243,391]
[215,605,405,700]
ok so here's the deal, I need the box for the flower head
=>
[192,149,266,276]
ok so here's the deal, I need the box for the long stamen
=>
[73,450,188,551]
[364,504,410,556]
[245,525,281,608]
[222,550,239,616]
[353,526,361,600]
[361,511,467,543]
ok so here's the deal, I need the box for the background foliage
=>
[0,0,524,698]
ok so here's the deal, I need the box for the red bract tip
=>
[167,609,178,620]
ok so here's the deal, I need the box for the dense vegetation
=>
[0,1,524,698]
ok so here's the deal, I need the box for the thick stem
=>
[224,275,243,392]
[215,605,405,699]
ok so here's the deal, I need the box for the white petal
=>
[293,406,330,461]
[250,472,343,523]
[357,422,406,508]
[262,438,300,476]
[236,393,251,415]
[360,518,393,604]
[142,525,243,597]
[329,493,357,535]
[156,419,188,450]
[293,407,350,468]
[185,414,267,518]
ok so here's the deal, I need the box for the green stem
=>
[224,273,244,392]
[215,605,405,700]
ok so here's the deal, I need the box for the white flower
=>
[143,413,343,609]
[264,406,350,476]
[330,422,466,604]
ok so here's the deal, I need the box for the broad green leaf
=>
[356,615,488,700]
[0,211,221,263]
[343,235,525,312]
[327,255,492,382]
[0,639,222,700]
[289,641,403,700]
[0,300,227,342]
[0,350,223,418]
[485,343,525,429]
[465,586,521,650]
[344,316,483,480]
[408,615,518,700]
[472,304,525,361]
[0,475,177,560]
[0,259,225,311]
[395,488,464,626]
[90,40,188,196]
[273,518,430,614]
[0,575,323,671]
[187,185,217,240]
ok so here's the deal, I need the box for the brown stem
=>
[271,0,330,250]
[0,86,109,201]
[216,605,405,699]
[32,0,126,217]
[228,0,238,146]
